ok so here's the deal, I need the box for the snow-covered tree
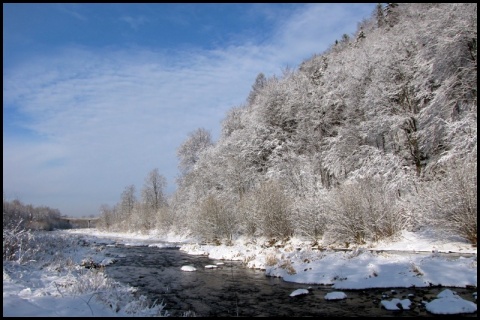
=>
[247,72,267,106]
[177,128,213,178]
[167,3,477,244]
[117,184,136,230]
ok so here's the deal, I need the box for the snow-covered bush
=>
[292,189,328,244]
[193,194,237,242]
[3,220,35,262]
[235,194,258,238]
[419,159,477,244]
[3,228,81,265]
[251,180,294,240]
[324,177,409,245]
[59,268,169,316]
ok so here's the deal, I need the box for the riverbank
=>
[3,231,168,317]
[179,230,477,290]
[64,227,477,290]
[67,227,478,315]
[3,228,477,316]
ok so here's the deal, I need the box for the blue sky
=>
[3,3,377,217]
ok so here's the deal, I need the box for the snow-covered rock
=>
[324,291,347,300]
[425,289,477,314]
[180,265,197,272]
[99,258,117,266]
[380,298,411,310]
[289,288,309,297]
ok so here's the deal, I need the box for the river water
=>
[98,241,476,317]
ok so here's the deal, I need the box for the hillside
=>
[97,3,477,247]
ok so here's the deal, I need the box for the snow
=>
[324,291,348,300]
[3,231,169,317]
[381,298,411,310]
[289,288,309,297]
[99,258,117,266]
[424,289,478,315]
[3,228,477,317]
[180,265,197,272]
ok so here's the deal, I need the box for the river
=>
[95,240,476,317]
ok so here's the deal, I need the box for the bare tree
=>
[98,204,114,230]
[142,168,167,212]
[118,184,136,229]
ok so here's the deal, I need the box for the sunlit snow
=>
[3,228,477,317]
[424,289,478,315]
[289,288,309,297]
[180,265,197,272]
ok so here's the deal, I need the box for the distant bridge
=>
[60,216,100,228]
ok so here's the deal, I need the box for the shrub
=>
[324,177,408,245]
[194,194,237,242]
[293,189,328,243]
[3,220,34,262]
[253,180,294,240]
[420,160,477,244]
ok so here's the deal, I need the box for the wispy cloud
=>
[272,4,374,62]
[4,45,264,213]
[3,4,375,216]
[120,15,150,30]
[57,4,88,22]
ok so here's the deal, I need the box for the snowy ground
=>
[3,231,169,317]
[3,228,477,316]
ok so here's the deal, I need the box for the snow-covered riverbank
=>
[3,231,169,317]
[3,228,477,316]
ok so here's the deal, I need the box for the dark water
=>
[99,243,476,317]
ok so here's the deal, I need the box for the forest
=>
[95,3,477,246]
[5,3,476,248]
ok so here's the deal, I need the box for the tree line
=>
[3,197,72,231]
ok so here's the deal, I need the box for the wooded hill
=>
[98,3,477,246]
